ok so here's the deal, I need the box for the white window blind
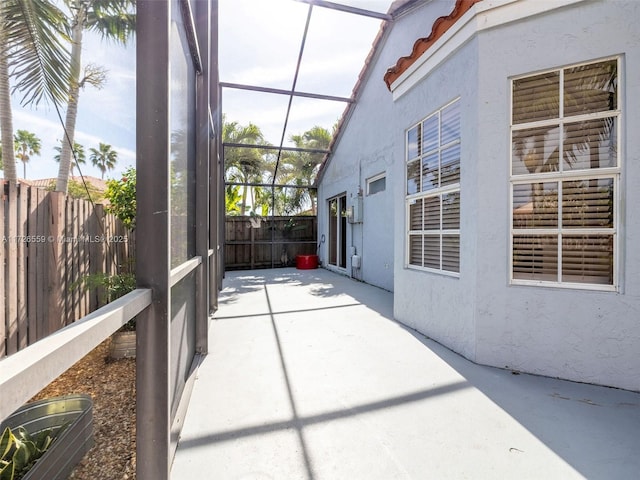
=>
[510,58,619,289]
[406,99,461,274]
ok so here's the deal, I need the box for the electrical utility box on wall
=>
[348,196,363,223]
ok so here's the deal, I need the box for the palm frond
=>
[87,0,136,44]
[4,0,72,107]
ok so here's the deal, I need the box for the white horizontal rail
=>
[0,289,152,421]
[170,256,202,287]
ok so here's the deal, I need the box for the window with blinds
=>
[406,99,461,274]
[510,58,619,289]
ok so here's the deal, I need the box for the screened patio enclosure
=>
[220,0,411,269]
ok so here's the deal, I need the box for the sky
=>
[7,0,392,181]
[219,0,390,148]
[10,32,136,181]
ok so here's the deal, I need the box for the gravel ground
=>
[31,339,136,480]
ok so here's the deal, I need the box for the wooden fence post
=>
[0,182,5,357]
[35,188,48,342]
[46,191,66,336]
[81,200,90,315]
[65,195,73,325]
[6,182,18,354]
[17,184,28,349]
[90,204,106,309]
[27,185,39,344]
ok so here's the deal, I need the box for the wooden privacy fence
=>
[225,216,317,270]
[1,181,134,358]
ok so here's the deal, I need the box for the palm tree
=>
[56,0,135,193]
[0,0,70,182]
[14,129,41,178]
[276,126,331,214]
[223,116,271,215]
[225,185,242,216]
[89,142,118,179]
[54,141,86,175]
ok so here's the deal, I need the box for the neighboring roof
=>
[22,176,108,192]
[383,0,483,90]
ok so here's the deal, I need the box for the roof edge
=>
[383,0,483,90]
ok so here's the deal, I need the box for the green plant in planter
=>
[74,272,136,330]
[101,168,137,330]
[0,426,60,480]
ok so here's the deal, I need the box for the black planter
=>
[1,394,93,480]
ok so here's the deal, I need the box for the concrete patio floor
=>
[171,268,640,479]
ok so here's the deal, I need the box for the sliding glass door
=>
[328,194,347,268]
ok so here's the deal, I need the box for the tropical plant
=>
[223,116,271,215]
[74,167,135,330]
[252,185,270,216]
[0,425,61,480]
[0,0,70,183]
[12,129,40,178]
[104,167,135,229]
[76,271,135,306]
[54,141,85,175]
[73,271,135,331]
[89,142,118,179]
[276,125,331,215]
[225,184,242,216]
[55,0,135,193]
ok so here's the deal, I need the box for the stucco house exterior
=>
[316,0,640,392]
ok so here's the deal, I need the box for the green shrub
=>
[104,167,136,229]
[73,272,136,330]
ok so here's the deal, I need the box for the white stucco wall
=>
[392,0,640,391]
[317,0,455,292]
[392,38,480,360]
[320,0,639,391]
[471,0,640,391]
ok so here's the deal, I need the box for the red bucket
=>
[296,254,318,270]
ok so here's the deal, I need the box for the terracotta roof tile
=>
[383,0,483,90]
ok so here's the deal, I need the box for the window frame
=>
[509,56,621,292]
[366,172,386,196]
[405,97,461,276]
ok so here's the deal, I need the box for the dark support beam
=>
[220,82,353,103]
[209,1,221,310]
[225,181,317,189]
[179,0,203,73]
[218,90,226,279]
[136,1,171,478]
[223,142,329,155]
[194,0,211,354]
